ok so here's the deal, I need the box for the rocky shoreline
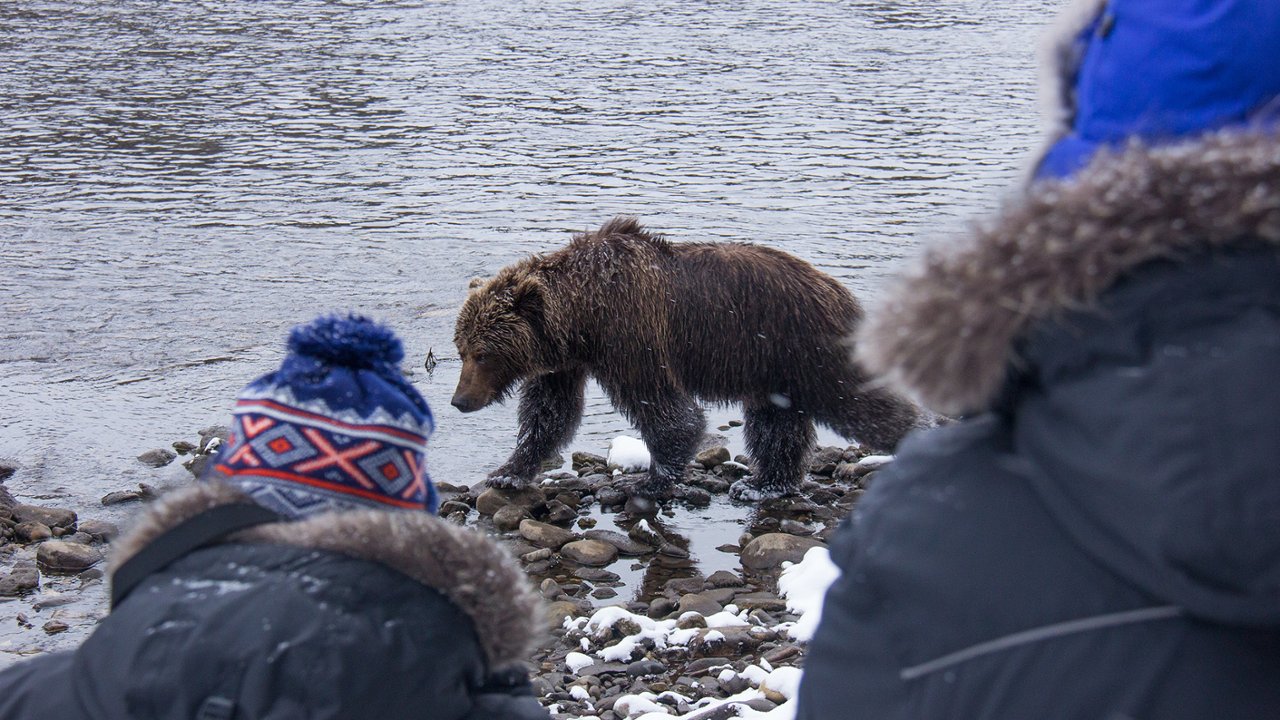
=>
[1,434,887,719]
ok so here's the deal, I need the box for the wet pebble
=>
[561,539,619,567]
[583,529,652,556]
[137,448,177,468]
[15,521,52,543]
[0,563,39,596]
[77,519,119,542]
[493,504,530,531]
[519,520,577,550]
[42,620,69,634]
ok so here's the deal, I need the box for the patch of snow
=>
[777,546,840,641]
[569,685,592,702]
[703,610,750,629]
[608,436,651,471]
[565,651,595,674]
[855,454,894,469]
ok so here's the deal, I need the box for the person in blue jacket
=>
[0,314,548,720]
[797,0,1280,717]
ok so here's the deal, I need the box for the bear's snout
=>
[450,392,483,413]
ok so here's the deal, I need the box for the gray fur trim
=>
[1029,0,1106,181]
[110,483,544,668]
[856,132,1280,415]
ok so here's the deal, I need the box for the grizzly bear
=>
[451,216,923,501]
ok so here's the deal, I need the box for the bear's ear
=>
[468,277,487,293]
[508,275,544,321]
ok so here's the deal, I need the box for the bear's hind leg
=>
[488,369,587,488]
[730,402,815,501]
[820,383,923,454]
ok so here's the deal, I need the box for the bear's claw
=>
[728,479,794,502]
[485,473,532,490]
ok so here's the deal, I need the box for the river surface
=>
[2,0,1056,664]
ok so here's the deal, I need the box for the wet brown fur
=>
[453,217,923,498]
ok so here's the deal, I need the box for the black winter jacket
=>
[797,132,1280,719]
[0,483,548,720]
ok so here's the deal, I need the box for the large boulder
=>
[13,504,76,531]
[36,541,103,574]
[740,533,825,571]
[476,486,546,516]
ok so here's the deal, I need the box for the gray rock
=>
[15,521,52,543]
[577,662,630,678]
[778,519,815,536]
[658,542,690,559]
[678,592,724,616]
[583,529,653,556]
[733,592,787,612]
[543,500,578,526]
[561,539,618,567]
[692,627,770,658]
[521,547,553,563]
[101,490,143,506]
[518,519,577,549]
[439,500,471,516]
[13,504,76,530]
[540,578,564,599]
[0,460,17,483]
[574,567,621,583]
[182,454,212,478]
[546,600,584,628]
[197,425,230,454]
[591,586,618,599]
[0,483,15,509]
[740,533,826,571]
[172,440,197,455]
[627,521,666,548]
[476,486,546,516]
[42,620,69,635]
[596,486,627,508]
[627,659,667,677]
[36,541,103,574]
[137,448,177,468]
[492,504,530,532]
[0,565,39,596]
[571,451,608,470]
[694,447,730,468]
[673,485,712,507]
[647,597,677,618]
[706,570,744,588]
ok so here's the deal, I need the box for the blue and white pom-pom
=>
[287,313,404,369]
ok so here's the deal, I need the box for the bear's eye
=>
[473,353,488,365]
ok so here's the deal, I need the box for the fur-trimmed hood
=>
[856,131,1280,416]
[110,482,543,669]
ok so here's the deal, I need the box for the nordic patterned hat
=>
[206,314,438,518]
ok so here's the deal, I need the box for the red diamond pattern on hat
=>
[268,437,294,454]
[380,462,401,481]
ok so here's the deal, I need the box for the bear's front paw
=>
[728,479,794,502]
[485,472,532,490]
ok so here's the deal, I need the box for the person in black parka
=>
[0,315,548,720]
[797,1,1280,718]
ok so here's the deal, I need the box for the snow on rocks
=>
[608,436,652,472]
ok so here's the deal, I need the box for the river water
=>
[3,0,1056,661]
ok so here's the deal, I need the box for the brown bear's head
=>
[451,269,548,413]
